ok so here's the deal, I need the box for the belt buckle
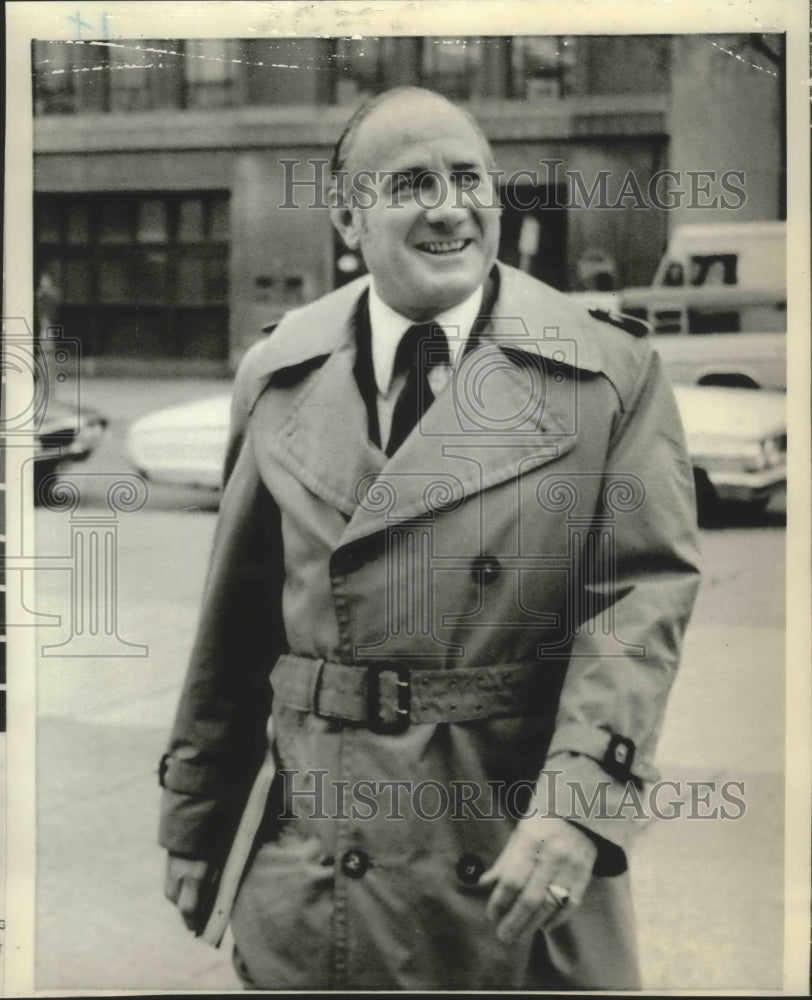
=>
[367,663,411,735]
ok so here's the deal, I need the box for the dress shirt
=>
[368,282,484,449]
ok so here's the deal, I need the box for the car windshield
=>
[689,253,738,286]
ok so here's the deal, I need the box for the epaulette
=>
[587,307,650,338]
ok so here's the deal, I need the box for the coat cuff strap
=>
[158,754,229,796]
[546,722,659,787]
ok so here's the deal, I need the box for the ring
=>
[545,883,570,908]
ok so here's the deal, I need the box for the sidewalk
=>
[38,719,240,991]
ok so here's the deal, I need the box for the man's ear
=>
[329,191,362,251]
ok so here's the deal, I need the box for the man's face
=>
[333,93,501,321]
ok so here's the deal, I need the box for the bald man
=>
[160,88,700,990]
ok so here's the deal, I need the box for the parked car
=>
[126,395,230,490]
[125,382,785,524]
[35,397,108,501]
[673,383,786,521]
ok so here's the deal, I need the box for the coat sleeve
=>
[158,345,287,858]
[537,345,702,875]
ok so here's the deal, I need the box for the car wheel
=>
[33,459,62,507]
[693,468,722,527]
[723,496,771,526]
[697,374,760,390]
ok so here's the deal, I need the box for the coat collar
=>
[247,263,610,396]
[244,264,617,542]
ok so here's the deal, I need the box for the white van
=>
[651,220,786,291]
[568,219,787,389]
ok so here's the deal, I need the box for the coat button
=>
[471,556,501,583]
[341,849,369,879]
[456,853,485,885]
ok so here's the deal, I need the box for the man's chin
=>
[413,266,482,303]
[412,284,476,316]
[377,261,488,318]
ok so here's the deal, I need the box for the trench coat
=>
[159,263,701,990]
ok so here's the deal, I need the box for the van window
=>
[689,253,737,287]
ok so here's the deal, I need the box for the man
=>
[160,87,701,990]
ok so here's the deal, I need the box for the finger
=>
[494,837,590,945]
[164,865,181,904]
[541,905,569,933]
[541,888,580,932]
[485,849,536,926]
[495,863,558,945]
[490,820,598,942]
[545,851,592,910]
[477,863,501,886]
[531,855,594,936]
[177,875,202,931]
[484,825,549,922]
[541,870,590,932]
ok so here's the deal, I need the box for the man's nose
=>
[422,173,466,226]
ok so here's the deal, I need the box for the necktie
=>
[385,323,450,457]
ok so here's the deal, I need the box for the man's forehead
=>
[346,94,489,171]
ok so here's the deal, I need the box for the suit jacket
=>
[159,263,701,989]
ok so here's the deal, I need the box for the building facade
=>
[32,34,783,373]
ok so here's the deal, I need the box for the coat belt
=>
[270,653,558,734]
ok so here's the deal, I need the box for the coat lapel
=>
[246,265,601,539]
[340,334,578,547]
[248,277,386,520]
[259,342,386,519]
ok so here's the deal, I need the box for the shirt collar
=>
[369,282,485,397]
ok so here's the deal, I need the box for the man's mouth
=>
[414,238,472,256]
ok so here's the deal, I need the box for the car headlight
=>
[760,434,786,468]
[739,441,768,472]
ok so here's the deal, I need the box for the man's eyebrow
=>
[384,160,485,178]
[385,165,427,177]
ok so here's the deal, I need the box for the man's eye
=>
[416,173,440,196]
[392,172,418,192]
[453,170,482,187]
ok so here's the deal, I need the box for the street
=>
[30,379,786,991]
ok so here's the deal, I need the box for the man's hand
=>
[164,852,212,931]
[480,816,598,945]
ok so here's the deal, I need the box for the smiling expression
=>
[331,90,502,321]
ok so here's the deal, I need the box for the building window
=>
[108,39,160,111]
[333,37,385,104]
[33,40,79,114]
[34,192,230,361]
[177,198,205,241]
[66,203,92,244]
[510,36,576,99]
[421,38,484,101]
[136,199,169,243]
[33,38,185,114]
[183,39,242,108]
